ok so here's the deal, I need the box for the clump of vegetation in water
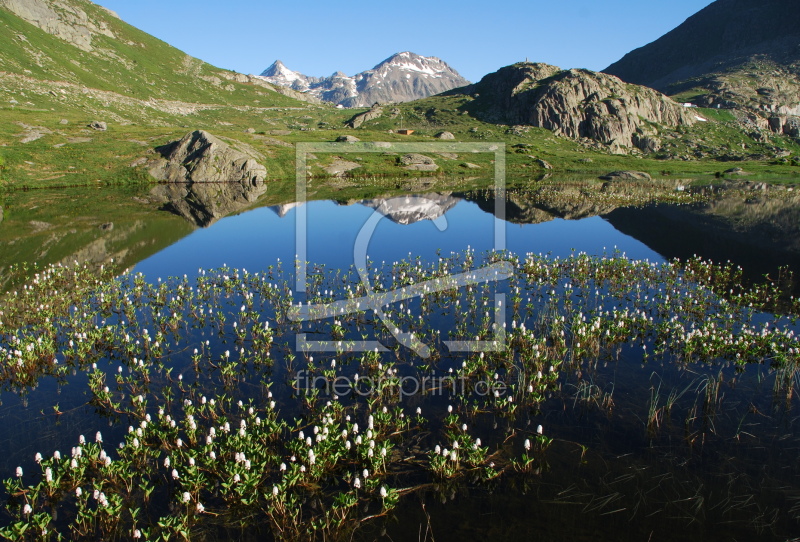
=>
[0,252,798,540]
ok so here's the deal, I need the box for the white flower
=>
[537,425,543,435]
[164,457,171,468]
[196,502,205,514]
[45,468,53,483]
[353,477,361,489]
[233,473,241,483]
[133,529,141,539]
[75,487,82,497]
[182,491,191,503]
[362,468,369,479]
[34,453,42,464]
[171,469,179,480]
[524,439,531,451]
[272,485,279,497]
[15,467,22,478]
[279,463,286,472]
[22,504,32,515]
[380,486,388,498]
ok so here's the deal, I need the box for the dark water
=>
[1,180,799,540]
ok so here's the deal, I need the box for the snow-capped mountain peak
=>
[255,52,469,107]
[259,60,309,90]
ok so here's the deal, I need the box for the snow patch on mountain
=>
[255,52,469,107]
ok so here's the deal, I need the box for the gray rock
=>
[461,162,481,169]
[149,130,267,185]
[400,153,439,171]
[346,105,383,129]
[89,121,107,131]
[0,0,116,52]
[460,63,693,149]
[244,128,256,134]
[400,153,437,166]
[633,134,662,153]
[59,119,69,125]
[599,170,652,181]
[536,159,553,170]
[783,118,800,138]
[434,131,456,140]
[336,135,361,143]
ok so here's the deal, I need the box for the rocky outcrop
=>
[435,131,456,140]
[458,63,694,151]
[258,52,470,108]
[149,130,267,185]
[336,135,361,142]
[346,105,383,129]
[399,154,438,171]
[0,0,116,51]
[604,0,800,124]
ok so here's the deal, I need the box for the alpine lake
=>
[0,173,799,541]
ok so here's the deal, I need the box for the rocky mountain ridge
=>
[604,0,800,136]
[257,52,469,107]
[451,62,696,152]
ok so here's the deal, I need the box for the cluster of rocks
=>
[457,62,695,152]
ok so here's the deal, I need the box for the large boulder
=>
[336,135,360,143]
[434,131,456,140]
[400,153,439,171]
[149,130,266,185]
[346,104,383,129]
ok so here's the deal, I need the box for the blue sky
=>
[95,0,714,82]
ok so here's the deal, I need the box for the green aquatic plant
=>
[0,251,798,539]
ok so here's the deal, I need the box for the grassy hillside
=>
[0,0,799,190]
[0,1,304,107]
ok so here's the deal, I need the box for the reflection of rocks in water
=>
[150,180,267,227]
[359,193,459,225]
[604,192,800,291]
[465,183,621,225]
[269,202,304,218]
